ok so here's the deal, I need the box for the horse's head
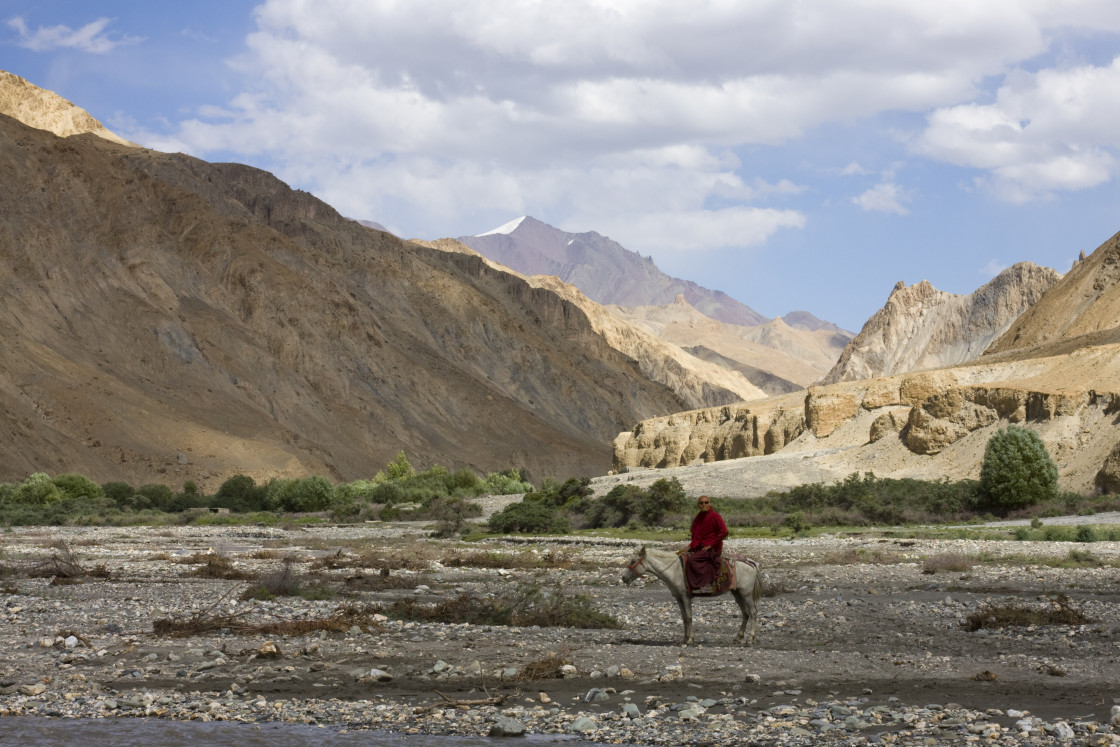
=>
[622,547,647,585]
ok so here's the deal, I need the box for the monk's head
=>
[696,495,711,513]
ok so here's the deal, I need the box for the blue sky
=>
[5,1,1120,331]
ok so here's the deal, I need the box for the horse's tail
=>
[751,564,764,603]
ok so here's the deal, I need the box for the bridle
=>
[626,557,646,576]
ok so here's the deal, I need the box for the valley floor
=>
[2,523,1119,745]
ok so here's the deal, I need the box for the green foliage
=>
[1075,525,1097,543]
[137,483,175,511]
[980,426,1058,512]
[483,468,533,495]
[639,478,688,525]
[52,473,105,501]
[385,451,415,481]
[15,473,63,505]
[101,481,136,508]
[213,475,269,512]
[488,500,572,534]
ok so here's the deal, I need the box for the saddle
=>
[680,553,756,596]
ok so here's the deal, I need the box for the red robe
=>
[685,509,728,589]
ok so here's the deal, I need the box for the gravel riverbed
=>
[2,522,1120,745]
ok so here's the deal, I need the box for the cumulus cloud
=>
[916,57,1120,200]
[7,16,140,53]
[981,259,1009,277]
[123,0,1120,250]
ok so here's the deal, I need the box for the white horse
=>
[622,546,763,645]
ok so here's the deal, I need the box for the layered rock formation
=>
[822,263,1060,384]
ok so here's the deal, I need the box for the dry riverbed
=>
[2,522,1120,745]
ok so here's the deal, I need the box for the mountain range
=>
[2,68,1116,497]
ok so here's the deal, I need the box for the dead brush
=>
[963,595,1092,632]
[183,553,253,580]
[922,552,976,574]
[442,549,578,570]
[241,559,336,601]
[342,572,420,591]
[515,651,574,681]
[25,540,109,582]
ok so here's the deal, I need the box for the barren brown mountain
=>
[0,102,705,489]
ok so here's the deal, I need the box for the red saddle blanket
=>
[680,553,756,596]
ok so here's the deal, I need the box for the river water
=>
[0,717,594,746]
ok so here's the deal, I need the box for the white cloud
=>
[916,57,1120,200]
[7,16,140,53]
[853,181,911,215]
[121,0,1120,252]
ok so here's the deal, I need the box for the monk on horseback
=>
[683,495,727,593]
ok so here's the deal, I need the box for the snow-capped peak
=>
[476,216,526,237]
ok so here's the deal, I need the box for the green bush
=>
[101,481,136,508]
[979,427,1058,511]
[15,473,63,505]
[488,500,571,534]
[53,473,105,501]
[639,478,688,525]
[385,451,415,481]
[483,469,533,495]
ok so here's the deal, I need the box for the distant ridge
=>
[458,216,769,327]
[0,70,138,147]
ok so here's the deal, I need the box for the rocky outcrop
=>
[822,264,1059,384]
[612,394,806,469]
[1096,441,1120,494]
[0,70,138,146]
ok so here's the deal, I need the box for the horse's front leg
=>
[732,589,754,645]
[674,594,693,644]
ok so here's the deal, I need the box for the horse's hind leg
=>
[731,588,756,645]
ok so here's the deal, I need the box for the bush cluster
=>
[0,453,531,527]
[486,477,687,533]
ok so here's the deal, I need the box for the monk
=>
[683,495,728,592]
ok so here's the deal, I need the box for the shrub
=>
[15,473,63,505]
[484,469,533,495]
[137,484,175,512]
[101,481,135,508]
[1075,525,1097,543]
[52,473,104,501]
[385,451,415,481]
[488,500,571,534]
[979,426,1058,511]
[639,478,688,525]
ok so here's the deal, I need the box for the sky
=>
[5,1,1120,332]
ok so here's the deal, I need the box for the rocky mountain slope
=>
[612,240,1120,495]
[985,230,1120,357]
[607,295,851,394]
[0,71,137,146]
[411,239,768,408]
[821,263,1060,384]
[458,216,769,326]
[0,90,718,487]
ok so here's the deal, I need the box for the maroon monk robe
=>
[685,508,728,590]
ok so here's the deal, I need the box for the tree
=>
[979,426,1058,511]
[385,451,415,481]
